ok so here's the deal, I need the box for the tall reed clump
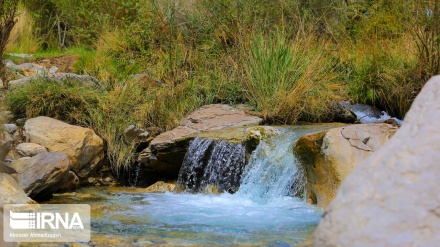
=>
[243,31,342,123]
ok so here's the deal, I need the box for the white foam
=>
[355,110,403,125]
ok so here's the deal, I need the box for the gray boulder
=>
[49,66,58,74]
[9,152,71,200]
[3,124,17,134]
[313,76,440,246]
[3,59,16,67]
[326,102,357,123]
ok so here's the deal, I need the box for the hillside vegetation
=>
[3,0,439,169]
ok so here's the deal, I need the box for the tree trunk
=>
[0,0,19,88]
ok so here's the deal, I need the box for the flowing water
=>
[176,138,246,193]
[45,125,339,246]
[340,102,403,124]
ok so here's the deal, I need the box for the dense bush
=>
[21,0,141,48]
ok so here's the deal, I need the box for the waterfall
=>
[82,126,337,246]
[175,137,246,193]
[175,128,310,200]
[236,129,305,203]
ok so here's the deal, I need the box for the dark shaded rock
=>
[0,162,17,174]
[57,171,80,192]
[325,102,357,123]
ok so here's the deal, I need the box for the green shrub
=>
[21,0,142,48]
[7,78,104,124]
[339,0,438,119]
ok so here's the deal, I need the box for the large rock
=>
[295,123,397,209]
[24,117,104,178]
[0,173,35,206]
[313,76,440,246]
[150,104,263,151]
[141,104,262,181]
[9,152,71,200]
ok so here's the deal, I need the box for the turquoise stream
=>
[47,125,339,246]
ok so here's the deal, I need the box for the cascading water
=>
[49,126,339,246]
[340,102,403,124]
[134,127,330,245]
[236,130,306,202]
[175,137,246,193]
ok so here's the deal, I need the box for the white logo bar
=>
[4,204,90,243]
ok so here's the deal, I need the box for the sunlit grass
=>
[4,0,438,170]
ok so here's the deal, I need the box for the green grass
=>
[4,0,439,170]
[243,31,343,123]
[6,78,104,124]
